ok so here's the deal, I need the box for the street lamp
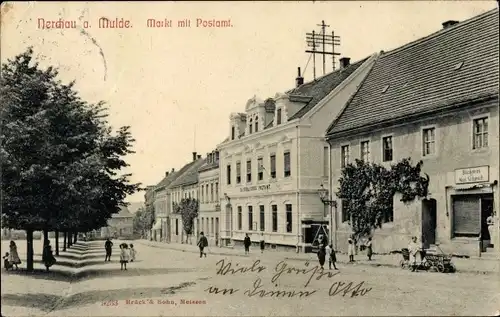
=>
[318,184,338,247]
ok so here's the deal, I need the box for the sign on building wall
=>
[455,166,489,184]
[240,184,271,192]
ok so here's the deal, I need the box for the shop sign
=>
[240,184,271,192]
[455,166,489,184]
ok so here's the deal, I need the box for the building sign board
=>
[240,184,271,192]
[455,166,489,184]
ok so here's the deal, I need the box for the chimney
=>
[295,67,304,87]
[442,20,459,29]
[171,168,175,173]
[192,152,197,162]
[165,171,169,177]
[197,154,202,159]
[339,57,351,69]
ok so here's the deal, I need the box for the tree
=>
[133,207,151,238]
[1,47,141,271]
[336,158,429,242]
[173,198,199,243]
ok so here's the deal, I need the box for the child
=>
[326,244,338,270]
[348,238,355,262]
[120,243,130,270]
[365,237,373,261]
[3,252,12,270]
[129,244,136,262]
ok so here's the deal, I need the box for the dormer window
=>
[277,108,282,125]
[231,126,235,140]
[255,116,259,132]
[249,118,253,134]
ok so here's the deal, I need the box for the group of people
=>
[316,235,375,269]
[3,240,57,272]
[242,232,266,255]
[104,238,137,270]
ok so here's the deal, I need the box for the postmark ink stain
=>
[79,28,108,81]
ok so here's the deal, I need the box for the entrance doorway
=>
[422,199,437,249]
[481,195,494,249]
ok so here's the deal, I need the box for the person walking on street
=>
[120,243,130,270]
[42,240,56,272]
[104,238,113,262]
[348,238,355,262]
[244,233,251,255]
[326,244,338,270]
[8,241,21,270]
[317,243,326,269]
[197,232,208,258]
[259,232,265,254]
[365,237,373,261]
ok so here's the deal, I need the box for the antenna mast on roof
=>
[306,21,341,79]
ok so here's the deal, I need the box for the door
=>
[481,195,494,247]
[421,199,437,248]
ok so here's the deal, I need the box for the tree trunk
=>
[55,231,59,256]
[43,229,49,244]
[63,232,67,251]
[68,231,72,247]
[73,232,78,244]
[26,229,34,272]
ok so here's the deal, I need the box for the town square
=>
[1,1,499,316]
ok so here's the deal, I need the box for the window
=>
[422,128,435,156]
[286,204,292,233]
[248,206,253,231]
[341,145,350,168]
[473,117,488,149]
[277,108,282,125]
[227,165,232,184]
[272,205,278,232]
[231,126,235,140]
[255,117,259,133]
[249,118,253,134]
[383,199,394,223]
[323,146,329,177]
[270,154,276,178]
[211,218,214,235]
[259,205,265,231]
[175,219,179,235]
[246,160,252,182]
[341,200,350,223]
[215,182,219,202]
[210,183,214,202]
[284,151,291,177]
[382,136,393,162]
[201,218,204,234]
[205,185,208,203]
[201,185,204,203]
[237,206,242,230]
[236,161,241,184]
[360,141,370,161]
[257,157,264,181]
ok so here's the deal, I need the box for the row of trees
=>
[1,48,141,271]
[336,158,430,242]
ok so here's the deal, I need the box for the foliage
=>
[176,198,199,236]
[133,206,151,236]
[336,158,429,241]
[1,47,142,234]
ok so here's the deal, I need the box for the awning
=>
[152,221,162,230]
[454,183,491,191]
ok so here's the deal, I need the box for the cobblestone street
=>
[1,239,499,316]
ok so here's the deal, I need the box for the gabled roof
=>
[287,57,369,120]
[169,158,206,188]
[155,171,180,191]
[327,8,500,137]
[112,206,133,218]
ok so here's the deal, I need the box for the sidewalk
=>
[137,239,499,275]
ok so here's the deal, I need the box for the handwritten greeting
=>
[204,260,372,299]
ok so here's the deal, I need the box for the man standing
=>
[244,233,251,255]
[104,238,113,262]
[197,232,208,258]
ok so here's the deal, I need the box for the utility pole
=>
[305,21,341,79]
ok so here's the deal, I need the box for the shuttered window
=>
[452,195,481,237]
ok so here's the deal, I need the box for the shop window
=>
[453,195,481,237]
[236,162,241,184]
[259,205,265,231]
[473,117,488,149]
[383,136,393,162]
[286,204,293,233]
[422,128,436,156]
[272,205,278,232]
[284,152,291,177]
[237,206,242,230]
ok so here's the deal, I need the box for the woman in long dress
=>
[365,237,373,261]
[317,243,326,269]
[8,241,21,270]
[42,241,56,272]
[487,215,494,247]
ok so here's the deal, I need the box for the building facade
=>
[152,168,178,242]
[100,206,134,239]
[194,149,221,246]
[218,55,378,252]
[168,152,205,244]
[326,9,499,257]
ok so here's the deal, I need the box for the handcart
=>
[400,248,429,271]
[423,245,456,273]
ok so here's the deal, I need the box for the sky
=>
[1,1,497,203]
